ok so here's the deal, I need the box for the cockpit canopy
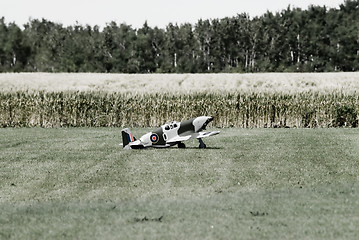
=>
[163,121,179,131]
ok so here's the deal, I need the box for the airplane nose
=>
[194,116,215,132]
[202,116,214,130]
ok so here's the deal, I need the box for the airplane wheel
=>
[178,142,186,148]
[198,139,206,149]
[199,143,206,149]
[199,139,207,148]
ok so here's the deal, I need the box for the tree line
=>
[1,0,358,73]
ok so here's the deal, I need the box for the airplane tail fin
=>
[121,128,136,148]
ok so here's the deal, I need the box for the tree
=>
[0,18,31,72]
[194,19,212,72]
[136,21,159,73]
[102,22,137,73]
[1,0,359,73]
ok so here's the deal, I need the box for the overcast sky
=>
[2,0,344,29]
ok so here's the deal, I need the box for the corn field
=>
[0,91,358,128]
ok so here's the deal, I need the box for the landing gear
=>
[198,139,206,149]
[178,142,186,148]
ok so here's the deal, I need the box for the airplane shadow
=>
[165,146,223,150]
[121,145,223,151]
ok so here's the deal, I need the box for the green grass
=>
[1,128,359,239]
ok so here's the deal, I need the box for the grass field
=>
[1,128,359,239]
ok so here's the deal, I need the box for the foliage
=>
[333,104,358,127]
[0,0,359,73]
[1,91,358,128]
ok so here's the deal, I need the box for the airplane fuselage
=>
[122,116,219,149]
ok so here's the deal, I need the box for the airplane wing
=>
[166,135,192,143]
[196,131,220,139]
[167,131,220,143]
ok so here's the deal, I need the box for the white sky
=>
[1,0,344,29]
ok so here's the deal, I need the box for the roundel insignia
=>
[150,133,159,143]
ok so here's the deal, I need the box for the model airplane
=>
[121,116,220,149]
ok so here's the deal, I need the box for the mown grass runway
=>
[1,128,359,239]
